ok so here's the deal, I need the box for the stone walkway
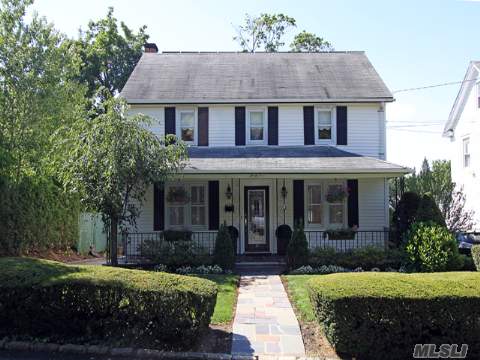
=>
[231,275,306,357]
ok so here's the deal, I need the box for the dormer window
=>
[315,108,335,144]
[178,109,195,143]
[247,108,267,145]
[463,137,471,168]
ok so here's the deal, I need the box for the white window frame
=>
[314,106,336,145]
[165,182,208,230]
[246,107,267,145]
[176,108,197,145]
[304,180,347,230]
[463,137,471,168]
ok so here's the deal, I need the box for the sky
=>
[29,0,480,170]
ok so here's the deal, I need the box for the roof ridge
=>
[158,51,366,54]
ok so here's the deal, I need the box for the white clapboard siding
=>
[129,106,165,139]
[209,106,236,146]
[278,106,304,146]
[358,178,388,230]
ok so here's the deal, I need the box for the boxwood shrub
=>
[308,272,480,360]
[0,258,217,349]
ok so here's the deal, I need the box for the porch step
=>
[234,262,287,275]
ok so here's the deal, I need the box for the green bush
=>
[0,175,80,255]
[308,272,480,360]
[0,258,217,348]
[405,222,460,272]
[213,224,235,270]
[472,245,480,271]
[286,223,309,270]
[415,194,445,226]
[309,246,405,270]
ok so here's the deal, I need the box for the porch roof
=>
[184,146,410,175]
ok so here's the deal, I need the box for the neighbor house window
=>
[463,138,471,168]
[247,109,266,144]
[477,82,480,109]
[315,108,334,142]
[179,110,195,143]
[305,181,346,228]
[166,183,207,229]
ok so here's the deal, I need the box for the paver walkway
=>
[231,275,306,356]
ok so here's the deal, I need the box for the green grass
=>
[284,272,480,322]
[282,275,316,321]
[195,274,239,324]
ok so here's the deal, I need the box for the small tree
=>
[286,222,309,270]
[53,97,187,265]
[290,30,333,52]
[213,223,235,270]
[415,194,445,226]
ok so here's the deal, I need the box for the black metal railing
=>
[119,231,218,264]
[305,230,389,252]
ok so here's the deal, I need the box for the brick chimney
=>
[144,43,158,53]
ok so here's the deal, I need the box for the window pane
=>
[318,111,332,125]
[191,206,206,225]
[250,112,264,140]
[329,204,344,224]
[169,207,184,226]
[250,127,264,140]
[308,205,322,224]
[181,112,194,141]
[191,185,205,204]
[308,185,322,204]
[318,126,331,139]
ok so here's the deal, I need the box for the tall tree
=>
[52,98,187,265]
[70,7,148,101]
[290,30,333,52]
[233,13,296,52]
[0,0,86,180]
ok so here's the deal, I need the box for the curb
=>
[0,338,332,360]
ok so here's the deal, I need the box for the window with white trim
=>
[463,138,471,168]
[305,181,347,228]
[178,109,196,143]
[315,108,335,144]
[247,108,267,144]
[166,183,208,229]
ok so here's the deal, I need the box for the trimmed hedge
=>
[0,258,217,349]
[308,272,480,360]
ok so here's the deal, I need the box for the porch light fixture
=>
[281,185,288,199]
[225,184,233,200]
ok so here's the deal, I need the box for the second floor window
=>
[179,110,195,143]
[315,108,335,144]
[463,138,470,168]
[247,109,266,144]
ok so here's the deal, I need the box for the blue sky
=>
[30,0,480,169]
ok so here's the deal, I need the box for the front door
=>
[244,186,269,252]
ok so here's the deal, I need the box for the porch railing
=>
[118,231,218,264]
[305,230,389,252]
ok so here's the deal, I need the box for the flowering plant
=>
[326,185,349,203]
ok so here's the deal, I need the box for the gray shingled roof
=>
[184,146,409,174]
[122,52,393,104]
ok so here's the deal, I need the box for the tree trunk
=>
[110,216,118,266]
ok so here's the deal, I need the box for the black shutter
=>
[198,107,209,146]
[165,107,176,136]
[153,183,164,231]
[235,107,246,146]
[293,180,305,226]
[347,179,359,227]
[268,106,278,145]
[336,106,348,145]
[303,106,314,145]
[208,181,220,230]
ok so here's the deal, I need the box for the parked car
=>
[456,232,480,254]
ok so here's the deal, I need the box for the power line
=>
[392,77,479,94]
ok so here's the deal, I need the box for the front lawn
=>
[196,274,239,324]
[285,272,480,360]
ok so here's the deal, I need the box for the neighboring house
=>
[120,44,409,259]
[444,61,480,231]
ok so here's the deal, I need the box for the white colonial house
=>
[119,44,409,261]
[444,61,480,231]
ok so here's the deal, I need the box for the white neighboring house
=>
[119,44,409,261]
[444,61,480,231]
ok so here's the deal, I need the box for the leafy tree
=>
[52,98,187,265]
[69,7,148,101]
[290,30,333,52]
[233,13,296,52]
[0,0,86,180]
[403,158,474,231]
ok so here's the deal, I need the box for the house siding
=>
[130,103,386,159]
